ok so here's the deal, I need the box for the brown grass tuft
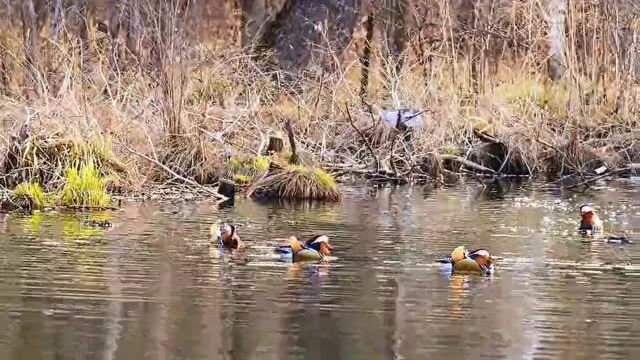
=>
[252,164,340,202]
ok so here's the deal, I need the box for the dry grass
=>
[0,0,638,198]
[252,164,340,202]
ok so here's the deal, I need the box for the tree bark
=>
[50,0,63,40]
[21,0,40,95]
[359,10,375,100]
[285,119,299,164]
[239,0,269,49]
[107,0,144,71]
[381,0,408,72]
[265,136,284,155]
[548,0,567,81]
[74,0,89,68]
[257,0,362,72]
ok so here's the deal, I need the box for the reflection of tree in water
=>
[102,238,123,360]
[472,180,528,202]
[1,184,639,359]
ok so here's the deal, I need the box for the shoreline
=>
[3,172,639,214]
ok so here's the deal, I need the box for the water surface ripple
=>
[1,181,639,360]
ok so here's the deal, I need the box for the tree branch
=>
[345,103,380,172]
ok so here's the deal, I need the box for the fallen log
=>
[567,163,640,189]
[438,154,499,175]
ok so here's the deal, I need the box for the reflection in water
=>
[0,182,639,359]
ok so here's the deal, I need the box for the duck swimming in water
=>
[279,236,329,262]
[578,204,633,243]
[578,204,603,235]
[437,246,494,275]
[275,234,333,257]
[210,220,242,249]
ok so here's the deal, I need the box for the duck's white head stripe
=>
[580,205,594,214]
[311,235,330,244]
[473,249,491,257]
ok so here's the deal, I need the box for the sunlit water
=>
[1,180,640,360]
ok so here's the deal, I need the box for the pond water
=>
[1,181,640,360]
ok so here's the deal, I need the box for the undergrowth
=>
[226,155,270,183]
[253,164,340,201]
[0,0,638,206]
[60,160,112,208]
[12,182,50,210]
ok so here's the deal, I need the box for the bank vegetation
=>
[0,0,638,208]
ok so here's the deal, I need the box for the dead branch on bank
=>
[345,103,380,173]
[119,142,228,201]
[285,118,298,164]
[438,154,499,175]
[566,163,640,190]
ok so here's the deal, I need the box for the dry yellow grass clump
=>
[252,164,340,202]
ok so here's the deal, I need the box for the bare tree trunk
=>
[124,0,143,60]
[468,1,480,96]
[257,0,362,71]
[360,10,375,100]
[381,0,408,72]
[21,0,41,95]
[239,0,269,49]
[74,0,89,68]
[50,0,63,40]
[107,0,125,73]
[107,0,143,72]
[3,0,15,21]
[256,0,296,54]
[548,0,567,81]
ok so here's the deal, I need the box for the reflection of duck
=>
[579,204,603,235]
[437,246,494,275]
[285,262,331,283]
[83,220,113,229]
[210,220,243,249]
[278,236,329,262]
[275,235,333,257]
[448,275,466,319]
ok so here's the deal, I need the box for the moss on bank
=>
[60,160,112,208]
[1,137,115,211]
[225,155,271,184]
[12,182,50,210]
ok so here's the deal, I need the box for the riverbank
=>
[1,5,639,208]
[1,57,637,209]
